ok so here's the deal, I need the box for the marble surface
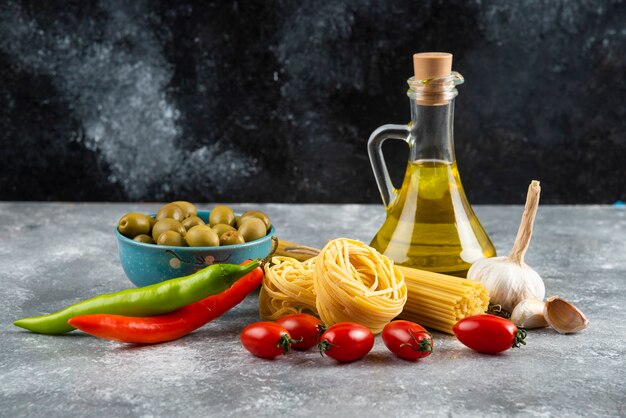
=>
[1,203,625,417]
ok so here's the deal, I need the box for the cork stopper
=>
[413,52,453,80]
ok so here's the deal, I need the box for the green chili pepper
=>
[13,261,259,335]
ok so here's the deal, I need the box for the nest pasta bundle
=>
[259,257,318,320]
[397,265,489,334]
[314,239,407,334]
[260,238,407,334]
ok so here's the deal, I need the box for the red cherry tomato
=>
[318,322,374,363]
[453,314,527,354]
[240,322,295,359]
[275,313,324,351]
[382,320,433,361]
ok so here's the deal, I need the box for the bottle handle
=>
[367,124,410,207]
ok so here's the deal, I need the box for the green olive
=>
[133,234,155,244]
[182,216,205,230]
[239,210,271,231]
[212,223,236,238]
[156,203,185,221]
[185,225,219,247]
[238,218,267,242]
[234,215,242,228]
[152,218,186,241]
[173,201,197,218]
[209,205,235,227]
[157,230,186,246]
[219,230,245,246]
[148,216,157,229]
[118,212,152,238]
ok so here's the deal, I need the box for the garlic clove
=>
[544,296,589,334]
[510,298,548,329]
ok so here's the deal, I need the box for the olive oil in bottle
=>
[368,53,495,276]
[370,159,495,276]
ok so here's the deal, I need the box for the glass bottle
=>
[368,52,496,276]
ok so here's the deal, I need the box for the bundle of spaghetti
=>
[259,256,318,320]
[397,265,489,334]
[313,238,407,334]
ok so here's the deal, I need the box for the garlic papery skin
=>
[467,181,545,313]
[468,257,545,312]
[544,296,589,334]
[510,298,548,329]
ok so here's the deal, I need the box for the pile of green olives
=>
[117,202,272,247]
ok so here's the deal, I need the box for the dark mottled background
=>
[0,0,624,203]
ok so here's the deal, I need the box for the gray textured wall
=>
[0,0,624,203]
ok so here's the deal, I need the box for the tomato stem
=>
[512,328,527,349]
[316,323,327,342]
[317,339,336,357]
[277,334,301,354]
[399,330,433,353]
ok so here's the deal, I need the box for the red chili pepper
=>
[68,262,263,344]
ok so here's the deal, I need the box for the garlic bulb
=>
[510,298,548,329]
[467,181,545,312]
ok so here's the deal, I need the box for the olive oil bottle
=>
[368,53,495,276]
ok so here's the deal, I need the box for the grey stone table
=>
[1,203,624,418]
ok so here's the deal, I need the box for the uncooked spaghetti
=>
[397,265,490,334]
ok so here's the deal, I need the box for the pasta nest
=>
[260,238,407,334]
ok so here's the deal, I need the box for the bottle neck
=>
[408,99,456,163]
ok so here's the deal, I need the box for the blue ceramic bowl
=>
[116,210,275,287]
